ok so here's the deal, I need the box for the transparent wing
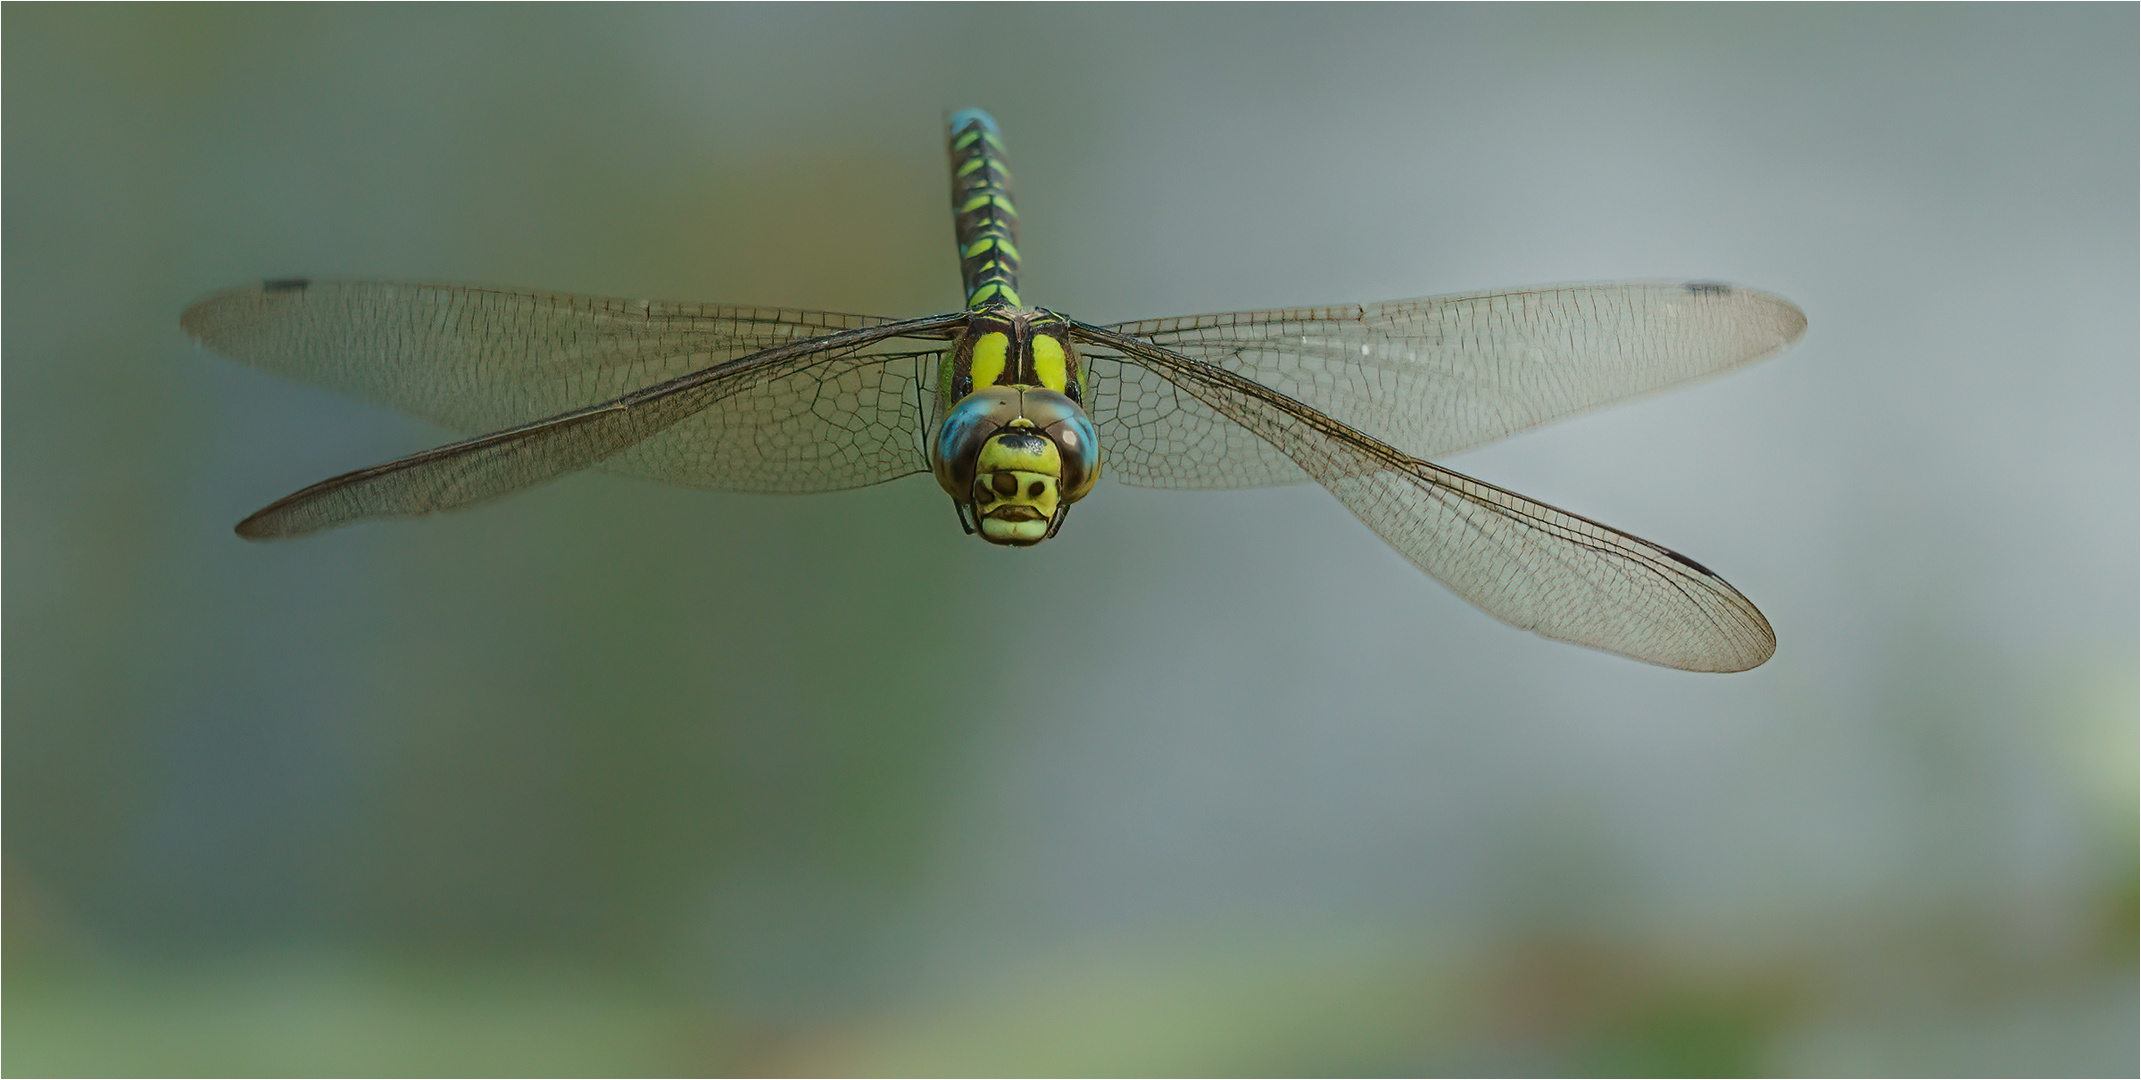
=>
[184,280,960,499]
[1074,322,1775,672]
[217,312,966,538]
[182,280,907,429]
[1098,281,1804,488]
[1085,350,1310,487]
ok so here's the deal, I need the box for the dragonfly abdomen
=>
[949,108,1020,309]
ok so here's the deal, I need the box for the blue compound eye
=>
[931,387,1024,500]
[1041,408,1101,502]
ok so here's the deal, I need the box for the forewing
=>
[180,279,920,427]
[234,314,965,538]
[1074,323,1775,672]
[1101,281,1803,485]
[185,280,954,493]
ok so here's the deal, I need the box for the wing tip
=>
[1548,615,1775,673]
[1698,634,1777,673]
[180,278,322,341]
[1677,606,1777,673]
[1679,279,1808,353]
[234,482,347,541]
[233,506,300,541]
[177,289,237,341]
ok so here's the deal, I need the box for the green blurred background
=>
[6,5,2134,1075]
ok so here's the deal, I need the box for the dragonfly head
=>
[932,386,1100,546]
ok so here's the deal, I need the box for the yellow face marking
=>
[978,434,1059,475]
[969,331,1010,388]
[972,432,1063,546]
[1030,333,1068,393]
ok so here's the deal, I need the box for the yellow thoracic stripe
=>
[1030,333,1067,393]
[969,331,1010,388]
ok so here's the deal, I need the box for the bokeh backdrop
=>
[6,5,2134,1076]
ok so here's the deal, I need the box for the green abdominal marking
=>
[948,109,1020,310]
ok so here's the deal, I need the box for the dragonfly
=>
[182,108,1804,672]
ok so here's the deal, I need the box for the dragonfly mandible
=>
[182,108,1804,672]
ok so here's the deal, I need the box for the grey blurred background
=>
[6,5,2134,1075]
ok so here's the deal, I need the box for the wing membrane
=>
[185,280,961,503]
[1100,281,1803,487]
[1084,349,1309,488]
[1074,322,1775,671]
[228,313,964,538]
[182,280,906,430]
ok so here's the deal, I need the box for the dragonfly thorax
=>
[939,307,1088,404]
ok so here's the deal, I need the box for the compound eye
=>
[1042,410,1102,502]
[932,387,1024,500]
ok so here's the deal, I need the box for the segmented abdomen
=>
[948,109,1020,310]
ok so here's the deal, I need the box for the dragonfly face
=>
[930,308,1101,545]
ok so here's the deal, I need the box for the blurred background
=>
[6,6,2134,1075]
